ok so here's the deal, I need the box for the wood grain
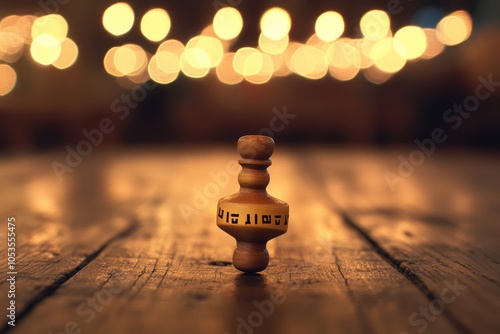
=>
[1,147,498,334]
[307,147,500,334]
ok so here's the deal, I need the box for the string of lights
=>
[0,4,473,96]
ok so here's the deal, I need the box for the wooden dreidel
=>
[217,135,289,273]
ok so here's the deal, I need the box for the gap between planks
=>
[294,148,474,334]
[0,220,139,334]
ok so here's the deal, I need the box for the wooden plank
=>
[308,147,500,334]
[0,152,152,332]
[12,148,453,334]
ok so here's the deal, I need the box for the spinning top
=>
[216,135,289,273]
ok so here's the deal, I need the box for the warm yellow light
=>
[329,66,359,81]
[127,44,148,76]
[246,52,273,84]
[201,24,216,37]
[213,7,243,40]
[290,45,327,79]
[180,52,210,78]
[104,47,122,76]
[270,52,291,77]
[0,15,20,30]
[259,33,288,55]
[360,10,390,41]
[128,66,150,84]
[421,28,445,59]
[0,15,31,59]
[155,51,180,74]
[30,34,61,65]
[363,65,392,84]
[370,37,392,60]
[437,10,472,46]
[113,45,136,75]
[394,26,427,60]
[103,2,135,36]
[306,34,330,54]
[112,44,147,77]
[140,8,170,42]
[373,37,406,73]
[157,39,184,57]
[17,15,36,43]
[315,11,344,42]
[326,39,361,81]
[244,52,265,77]
[0,30,25,57]
[0,64,17,96]
[216,53,244,85]
[185,36,223,69]
[233,47,260,76]
[325,39,360,69]
[52,38,78,69]
[260,8,291,41]
[148,52,179,84]
[31,14,68,41]
[355,38,375,69]
[284,42,301,72]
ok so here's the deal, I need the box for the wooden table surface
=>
[1,146,499,334]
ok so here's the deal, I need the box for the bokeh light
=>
[128,66,150,84]
[245,52,273,84]
[356,39,375,69]
[315,11,344,43]
[32,14,68,41]
[17,15,36,43]
[140,8,171,42]
[156,51,180,75]
[363,65,392,84]
[329,65,360,81]
[0,64,17,96]
[104,47,122,76]
[185,36,223,69]
[233,47,261,76]
[114,45,136,75]
[102,2,135,36]
[148,52,179,84]
[421,28,445,59]
[0,15,21,32]
[157,39,184,57]
[394,25,427,60]
[127,44,148,76]
[259,33,288,55]
[270,52,291,77]
[0,29,25,61]
[372,37,406,73]
[437,10,472,46]
[213,7,243,40]
[0,6,473,89]
[360,10,391,41]
[290,45,327,79]
[326,39,361,81]
[0,15,30,61]
[306,34,330,53]
[180,51,210,78]
[52,38,78,69]
[30,34,62,65]
[260,8,291,41]
[216,53,244,85]
[283,42,301,72]
[113,44,147,76]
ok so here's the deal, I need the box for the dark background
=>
[0,0,499,151]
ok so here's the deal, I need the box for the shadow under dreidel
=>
[222,273,279,334]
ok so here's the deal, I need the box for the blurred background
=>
[0,0,499,152]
